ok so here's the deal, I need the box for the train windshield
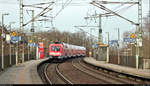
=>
[51,46,60,51]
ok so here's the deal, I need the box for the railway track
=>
[38,59,73,84]
[72,58,146,84]
[72,59,116,84]
[38,58,148,84]
[58,58,109,84]
[81,59,150,84]
[56,64,73,84]
[37,60,52,84]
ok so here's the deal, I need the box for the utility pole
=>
[9,22,15,66]
[31,10,35,34]
[1,13,9,70]
[20,0,24,64]
[16,30,18,66]
[90,28,92,47]
[149,0,150,59]
[28,36,30,60]
[99,14,103,43]
[1,14,4,70]
[136,0,142,69]
[27,10,35,59]
[31,10,35,58]
[118,28,120,65]
[106,32,110,45]
[106,32,110,63]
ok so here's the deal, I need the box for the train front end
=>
[49,44,63,60]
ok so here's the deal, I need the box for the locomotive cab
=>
[49,44,63,60]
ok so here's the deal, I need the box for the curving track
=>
[38,58,149,84]
[38,59,73,84]
[37,60,52,84]
[78,58,150,84]
[56,64,73,84]
[72,58,145,84]
[58,58,109,84]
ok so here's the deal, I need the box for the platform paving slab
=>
[0,59,48,84]
[83,57,150,79]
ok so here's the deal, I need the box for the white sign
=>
[6,34,11,43]
[137,38,142,47]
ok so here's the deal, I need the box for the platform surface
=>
[83,57,150,79]
[0,59,47,84]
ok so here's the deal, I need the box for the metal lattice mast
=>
[31,10,35,58]
[99,14,103,43]
[30,10,35,42]
[20,0,24,64]
[138,0,142,33]
[136,0,142,37]
[31,10,34,33]
[136,0,142,69]
[20,0,23,33]
[149,0,150,59]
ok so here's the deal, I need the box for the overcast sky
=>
[0,0,149,43]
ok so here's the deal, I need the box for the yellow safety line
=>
[18,63,31,84]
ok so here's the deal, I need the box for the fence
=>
[109,55,145,68]
[0,54,36,71]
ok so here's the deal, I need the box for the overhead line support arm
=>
[95,1,138,4]
[91,1,139,26]
[23,2,54,27]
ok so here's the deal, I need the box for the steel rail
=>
[78,59,139,84]
[37,59,53,84]
[82,59,150,83]
[56,64,73,84]
[71,60,110,84]
[44,63,53,84]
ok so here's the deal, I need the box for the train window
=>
[51,46,60,51]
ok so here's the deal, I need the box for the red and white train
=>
[49,42,86,60]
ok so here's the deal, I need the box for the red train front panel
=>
[49,44,63,59]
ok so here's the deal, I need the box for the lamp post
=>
[114,28,120,64]
[1,13,9,70]
[9,21,15,66]
[106,32,110,63]
[106,32,110,45]
[118,28,120,65]
[28,36,30,60]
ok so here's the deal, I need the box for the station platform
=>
[83,57,150,80]
[0,58,47,84]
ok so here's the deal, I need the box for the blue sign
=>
[109,40,118,45]
[11,36,21,41]
[11,36,22,43]
[28,43,39,47]
[123,38,136,43]
[92,44,99,48]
